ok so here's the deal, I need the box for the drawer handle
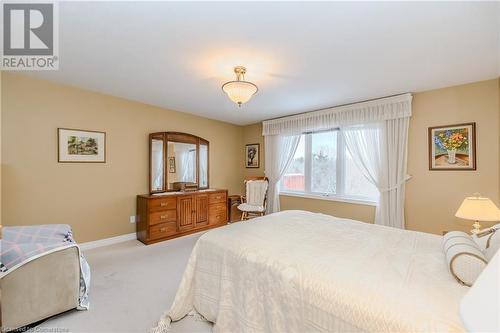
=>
[160,215,167,219]
[160,202,168,207]
[160,227,166,232]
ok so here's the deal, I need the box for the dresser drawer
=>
[149,222,177,240]
[209,202,226,213]
[149,210,176,225]
[149,197,176,212]
[209,210,227,225]
[209,203,227,225]
[208,192,226,204]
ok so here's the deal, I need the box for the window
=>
[281,129,378,203]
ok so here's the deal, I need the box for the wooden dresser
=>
[136,189,228,245]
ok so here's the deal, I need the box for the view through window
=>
[281,130,378,201]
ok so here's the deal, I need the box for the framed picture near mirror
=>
[58,128,106,163]
[245,143,260,168]
[168,157,176,173]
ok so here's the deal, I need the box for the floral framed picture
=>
[58,128,106,163]
[245,143,260,168]
[428,123,476,170]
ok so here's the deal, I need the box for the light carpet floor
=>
[35,232,213,333]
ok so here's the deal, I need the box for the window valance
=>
[262,93,412,136]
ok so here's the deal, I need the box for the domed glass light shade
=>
[222,66,258,107]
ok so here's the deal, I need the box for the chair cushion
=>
[245,180,268,207]
[238,203,265,212]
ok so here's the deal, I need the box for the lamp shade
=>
[455,197,500,221]
[222,80,258,106]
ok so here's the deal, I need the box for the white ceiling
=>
[25,1,499,125]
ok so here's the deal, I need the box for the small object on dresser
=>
[183,183,198,192]
[172,182,198,192]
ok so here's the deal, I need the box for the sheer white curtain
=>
[178,150,196,182]
[264,134,301,213]
[262,93,412,224]
[341,117,410,228]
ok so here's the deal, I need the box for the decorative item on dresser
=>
[136,190,228,245]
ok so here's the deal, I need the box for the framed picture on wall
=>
[428,122,476,170]
[245,143,260,168]
[58,128,106,163]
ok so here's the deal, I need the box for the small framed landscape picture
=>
[58,128,106,163]
[245,143,260,168]
[428,123,476,170]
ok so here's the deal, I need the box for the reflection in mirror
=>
[167,142,197,190]
[199,143,208,188]
[151,138,164,192]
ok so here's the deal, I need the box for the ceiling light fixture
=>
[222,66,258,107]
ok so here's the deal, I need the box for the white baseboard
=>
[79,232,137,251]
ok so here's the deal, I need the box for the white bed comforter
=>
[156,210,467,333]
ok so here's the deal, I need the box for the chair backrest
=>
[245,179,269,207]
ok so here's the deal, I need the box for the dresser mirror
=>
[150,133,166,192]
[199,141,209,188]
[149,132,209,194]
[167,142,197,190]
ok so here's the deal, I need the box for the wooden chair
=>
[238,177,269,220]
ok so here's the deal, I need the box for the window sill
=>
[279,191,378,207]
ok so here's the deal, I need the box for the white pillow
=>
[442,231,488,287]
[471,233,488,251]
[485,224,500,261]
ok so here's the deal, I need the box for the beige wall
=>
[280,195,376,224]
[242,79,500,235]
[406,79,499,234]
[3,74,498,242]
[2,73,244,242]
[242,123,265,178]
[0,70,2,232]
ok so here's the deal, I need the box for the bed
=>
[155,210,468,332]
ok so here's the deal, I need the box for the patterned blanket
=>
[0,224,91,310]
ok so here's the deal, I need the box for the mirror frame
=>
[149,132,209,194]
[149,132,166,194]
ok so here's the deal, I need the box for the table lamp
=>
[455,194,500,234]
